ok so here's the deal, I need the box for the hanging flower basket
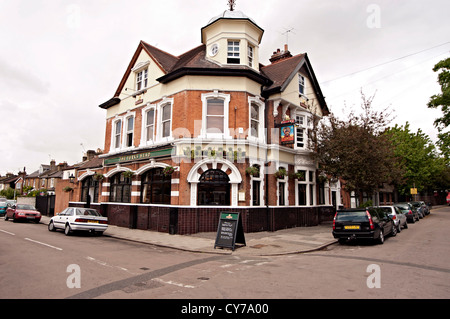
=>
[163,166,176,176]
[274,167,287,179]
[93,173,104,181]
[121,170,135,179]
[290,171,305,181]
[245,166,260,177]
[63,186,73,192]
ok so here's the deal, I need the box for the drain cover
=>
[140,267,150,271]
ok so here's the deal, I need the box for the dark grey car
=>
[333,207,396,244]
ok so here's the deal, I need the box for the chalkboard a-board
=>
[214,212,246,251]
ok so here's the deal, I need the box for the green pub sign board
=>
[214,212,246,251]
[104,148,173,165]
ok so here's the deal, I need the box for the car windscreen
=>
[336,211,368,222]
[16,204,37,210]
[0,203,7,207]
[75,209,101,216]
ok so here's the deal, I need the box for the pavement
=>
[39,215,337,256]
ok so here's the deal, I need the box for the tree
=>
[428,57,450,160]
[384,123,448,195]
[312,92,403,203]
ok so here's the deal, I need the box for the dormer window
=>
[227,40,240,64]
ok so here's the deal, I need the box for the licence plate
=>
[27,216,36,219]
[87,220,99,224]
[344,225,360,230]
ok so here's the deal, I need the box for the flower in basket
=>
[290,171,305,181]
[245,166,260,177]
[274,167,287,179]
[163,166,176,176]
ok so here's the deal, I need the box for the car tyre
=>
[404,221,408,229]
[4,215,8,221]
[397,223,402,233]
[377,230,384,244]
[48,221,56,232]
[391,224,397,237]
[64,224,72,236]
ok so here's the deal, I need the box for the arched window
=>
[110,173,131,203]
[81,176,99,203]
[141,168,171,204]
[197,169,230,206]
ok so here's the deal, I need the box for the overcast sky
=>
[1,0,449,176]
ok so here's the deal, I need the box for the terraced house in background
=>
[68,7,337,234]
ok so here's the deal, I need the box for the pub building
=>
[69,6,340,234]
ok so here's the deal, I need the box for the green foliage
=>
[428,57,450,159]
[313,92,403,198]
[0,187,16,199]
[384,123,450,194]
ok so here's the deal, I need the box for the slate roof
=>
[103,40,328,115]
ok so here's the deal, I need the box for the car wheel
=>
[404,221,408,229]
[64,224,72,236]
[391,224,397,237]
[377,230,384,244]
[12,214,17,223]
[397,223,402,233]
[4,215,8,221]
[48,221,56,232]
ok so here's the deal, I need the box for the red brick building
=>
[69,8,338,234]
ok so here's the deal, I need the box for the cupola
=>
[201,4,264,70]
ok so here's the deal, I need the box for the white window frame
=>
[140,103,156,146]
[227,40,240,64]
[249,159,264,207]
[276,164,289,206]
[295,167,316,207]
[132,60,150,92]
[201,91,231,139]
[247,44,254,67]
[157,97,174,141]
[248,96,265,143]
[298,73,305,96]
[136,68,148,91]
[295,114,305,149]
[111,116,123,152]
[123,114,135,148]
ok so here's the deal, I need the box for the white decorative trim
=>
[200,91,231,139]
[104,166,134,178]
[171,191,179,197]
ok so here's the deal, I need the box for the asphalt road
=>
[1,206,449,301]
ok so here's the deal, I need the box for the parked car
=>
[394,203,419,223]
[332,207,396,244]
[5,204,41,223]
[379,205,407,232]
[0,202,7,217]
[48,207,108,236]
[418,201,430,215]
[447,193,450,205]
[410,201,425,219]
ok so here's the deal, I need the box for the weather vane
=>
[228,0,236,11]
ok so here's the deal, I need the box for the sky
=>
[0,0,449,176]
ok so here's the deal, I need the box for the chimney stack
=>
[269,44,292,64]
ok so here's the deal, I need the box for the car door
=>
[377,209,390,235]
[55,208,70,228]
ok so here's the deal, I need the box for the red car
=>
[5,204,41,223]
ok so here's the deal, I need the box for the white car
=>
[379,205,408,233]
[48,207,108,236]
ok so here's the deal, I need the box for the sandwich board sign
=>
[214,212,246,251]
